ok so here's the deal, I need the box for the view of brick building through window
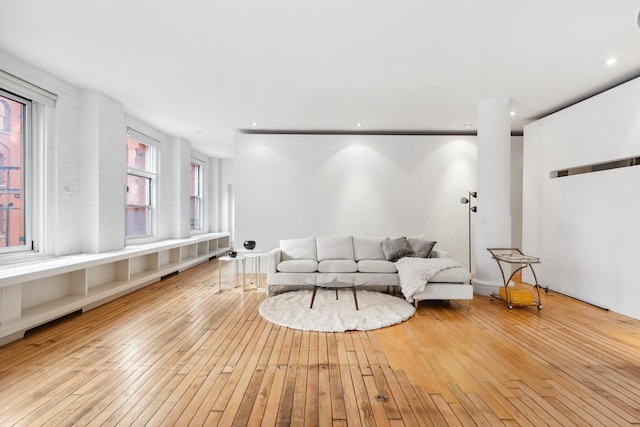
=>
[0,94,25,248]
[126,136,153,238]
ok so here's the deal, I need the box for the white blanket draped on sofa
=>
[395,257,461,302]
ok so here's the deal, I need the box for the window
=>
[0,91,28,252]
[190,161,203,231]
[0,71,56,256]
[126,129,157,240]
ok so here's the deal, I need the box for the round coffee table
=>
[304,276,367,310]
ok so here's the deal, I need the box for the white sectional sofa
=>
[267,236,473,306]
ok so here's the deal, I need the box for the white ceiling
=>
[1,1,639,158]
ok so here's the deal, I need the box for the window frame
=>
[125,129,158,242]
[0,71,56,259]
[189,159,204,233]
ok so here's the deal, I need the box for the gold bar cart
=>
[487,248,543,310]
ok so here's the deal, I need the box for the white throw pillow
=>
[316,236,355,261]
[280,236,317,261]
[353,236,387,261]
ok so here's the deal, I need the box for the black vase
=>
[243,240,256,250]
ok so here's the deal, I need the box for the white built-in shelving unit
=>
[0,232,230,345]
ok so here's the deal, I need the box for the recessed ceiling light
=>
[606,58,617,66]
[250,122,257,127]
[355,123,362,127]
[463,124,472,128]
[510,111,516,116]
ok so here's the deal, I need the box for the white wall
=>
[523,76,640,319]
[218,159,235,243]
[234,134,477,265]
[80,90,127,253]
[511,136,523,251]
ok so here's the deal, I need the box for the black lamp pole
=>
[460,191,477,272]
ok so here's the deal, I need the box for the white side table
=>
[240,250,269,292]
[217,255,246,293]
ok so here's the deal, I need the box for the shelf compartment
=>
[207,239,218,255]
[158,248,181,267]
[21,271,86,312]
[129,253,159,281]
[21,295,86,320]
[1,285,21,323]
[87,280,135,299]
[87,261,129,290]
[217,235,230,253]
[180,244,198,262]
[197,241,209,256]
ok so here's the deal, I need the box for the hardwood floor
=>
[1,259,639,426]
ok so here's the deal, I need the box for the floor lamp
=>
[460,191,477,272]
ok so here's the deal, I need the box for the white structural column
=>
[472,98,512,295]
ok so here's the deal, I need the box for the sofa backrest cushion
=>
[316,236,354,261]
[280,236,317,261]
[353,236,387,260]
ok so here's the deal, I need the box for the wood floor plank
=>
[231,323,278,426]
[260,328,294,426]
[304,331,320,426]
[430,393,464,427]
[393,372,434,427]
[215,318,273,427]
[247,327,288,426]
[335,332,362,427]
[276,328,302,426]
[362,374,392,427]
[317,332,332,427]
[346,355,376,426]
[327,333,348,422]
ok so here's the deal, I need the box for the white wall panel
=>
[523,77,640,319]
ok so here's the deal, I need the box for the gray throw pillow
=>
[381,237,414,262]
[408,238,437,258]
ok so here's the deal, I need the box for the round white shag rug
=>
[259,289,415,332]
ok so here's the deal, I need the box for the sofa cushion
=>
[318,259,358,273]
[316,236,355,261]
[357,260,397,273]
[280,236,317,261]
[353,236,387,260]
[430,267,472,283]
[381,237,413,262]
[277,259,319,273]
[407,237,437,258]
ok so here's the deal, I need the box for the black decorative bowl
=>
[229,251,237,258]
[243,240,256,250]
